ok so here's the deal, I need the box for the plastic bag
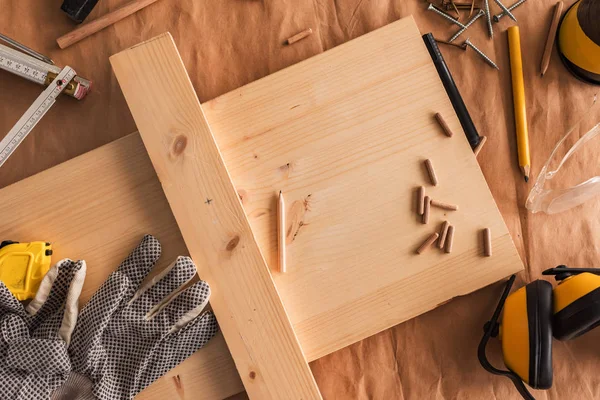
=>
[526,97,600,214]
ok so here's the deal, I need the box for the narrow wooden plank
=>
[110,34,321,400]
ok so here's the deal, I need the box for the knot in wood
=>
[226,235,240,251]
[172,135,188,156]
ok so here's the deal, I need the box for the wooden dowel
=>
[424,159,438,186]
[435,113,454,137]
[431,199,459,211]
[438,221,450,249]
[483,228,492,257]
[278,191,287,272]
[417,232,439,254]
[286,28,313,45]
[445,225,455,253]
[57,0,161,49]
[540,1,563,76]
[422,196,431,224]
[418,186,426,215]
[473,135,487,157]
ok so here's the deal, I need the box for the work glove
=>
[0,258,86,400]
[53,235,219,400]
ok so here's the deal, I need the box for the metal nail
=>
[465,38,499,70]
[436,38,468,50]
[483,0,494,37]
[493,0,517,21]
[448,9,485,42]
[427,3,468,29]
[493,0,527,22]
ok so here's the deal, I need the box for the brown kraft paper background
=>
[1,0,599,399]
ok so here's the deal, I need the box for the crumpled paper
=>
[1,0,599,399]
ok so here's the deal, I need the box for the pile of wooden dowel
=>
[416,185,492,257]
[417,183,457,254]
[415,113,492,256]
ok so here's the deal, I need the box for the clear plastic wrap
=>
[526,96,600,214]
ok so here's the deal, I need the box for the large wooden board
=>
[111,34,322,400]
[0,16,523,399]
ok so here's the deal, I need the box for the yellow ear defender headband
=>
[479,266,600,399]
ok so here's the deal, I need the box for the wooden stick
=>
[435,113,455,137]
[438,221,450,249]
[431,199,459,211]
[483,228,492,256]
[287,28,313,45]
[278,191,287,273]
[424,159,438,186]
[57,0,160,49]
[422,196,431,224]
[418,186,426,215]
[445,225,455,253]
[450,0,461,19]
[417,232,439,254]
[540,1,564,77]
[473,135,487,157]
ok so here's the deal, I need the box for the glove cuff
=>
[51,371,96,400]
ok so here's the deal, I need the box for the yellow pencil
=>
[278,191,286,273]
[508,26,531,182]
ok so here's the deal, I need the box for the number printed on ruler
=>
[0,55,48,82]
[0,43,54,85]
[0,66,75,167]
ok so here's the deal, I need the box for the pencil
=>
[278,191,286,273]
[507,26,531,183]
[540,1,564,77]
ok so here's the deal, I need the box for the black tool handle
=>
[61,0,100,23]
[422,33,481,149]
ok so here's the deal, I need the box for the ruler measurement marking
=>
[0,67,75,167]
[0,43,59,85]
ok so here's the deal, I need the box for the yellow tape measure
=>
[0,241,53,301]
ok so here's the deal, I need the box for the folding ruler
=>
[0,33,92,167]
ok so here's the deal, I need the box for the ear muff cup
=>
[553,273,600,341]
[501,280,553,389]
[525,280,553,389]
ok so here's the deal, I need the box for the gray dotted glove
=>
[53,235,219,400]
[0,259,86,400]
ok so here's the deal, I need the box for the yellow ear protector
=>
[557,0,600,85]
[479,266,600,399]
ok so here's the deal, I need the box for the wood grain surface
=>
[0,17,523,399]
[110,33,322,400]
